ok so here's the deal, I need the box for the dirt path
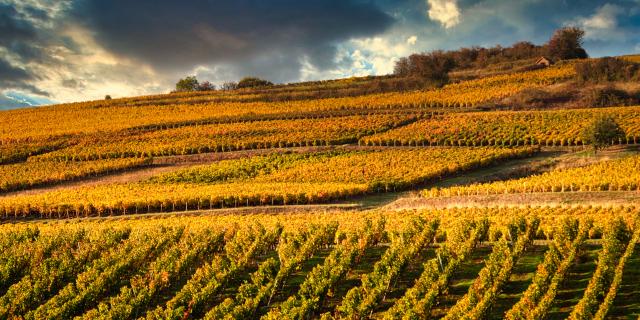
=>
[3,203,362,224]
[383,191,640,210]
[0,165,190,198]
[0,145,397,198]
[2,145,637,209]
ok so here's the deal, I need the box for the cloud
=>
[0,0,394,104]
[2,0,640,108]
[427,0,461,29]
[567,4,625,40]
[69,0,394,80]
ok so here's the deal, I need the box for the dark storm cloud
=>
[70,0,395,76]
[0,3,52,96]
[0,4,37,45]
[2,0,640,109]
[0,58,31,82]
[0,58,47,95]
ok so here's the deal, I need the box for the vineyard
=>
[0,148,534,218]
[28,114,418,162]
[425,154,640,197]
[1,50,640,319]
[0,207,638,319]
[0,158,151,193]
[360,106,640,147]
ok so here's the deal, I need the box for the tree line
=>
[394,27,588,83]
[174,76,274,93]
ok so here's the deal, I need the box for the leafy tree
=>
[104,95,112,100]
[175,76,199,92]
[546,27,588,60]
[198,81,216,91]
[581,116,625,153]
[237,77,273,89]
[395,51,454,84]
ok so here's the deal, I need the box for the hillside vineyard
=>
[0,208,639,319]
[2,53,640,319]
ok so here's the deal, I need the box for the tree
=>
[546,27,588,60]
[175,76,199,92]
[407,51,454,84]
[237,77,273,89]
[581,116,625,153]
[393,57,411,76]
[198,81,216,91]
[104,95,112,100]
[221,81,238,91]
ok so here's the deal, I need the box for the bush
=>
[237,77,273,89]
[175,76,199,92]
[575,57,640,83]
[581,116,626,152]
[582,86,634,108]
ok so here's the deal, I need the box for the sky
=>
[1,0,640,109]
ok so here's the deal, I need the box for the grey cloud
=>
[69,0,394,81]
[0,4,37,44]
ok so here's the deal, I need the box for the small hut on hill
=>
[535,56,554,67]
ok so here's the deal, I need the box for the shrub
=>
[237,77,273,89]
[581,116,626,152]
[175,76,199,92]
[575,57,640,83]
[582,86,633,108]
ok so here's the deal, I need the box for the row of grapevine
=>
[0,228,131,318]
[0,138,68,165]
[384,219,489,319]
[147,223,281,319]
[0,182,368,219]
[332,218,439,319]
[442,217,539,320]
[25,227,185,319]
[29,114,417,162]
[257,148,536,192]
[568,217,633,319]
[125,108,429,133]
[592,217,640,319]
[148,151,346,184]
[505,218,591,319]
[203,223,338,319]
[262,218,386,319]
[0,148,534,219]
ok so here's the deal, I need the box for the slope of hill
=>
[1,55,640,319]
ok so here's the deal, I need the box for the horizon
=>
[1,0,640,109]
